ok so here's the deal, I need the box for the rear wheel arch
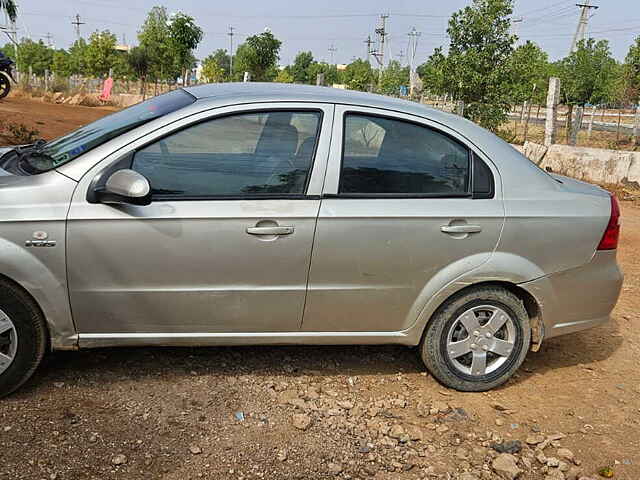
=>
[422,281,543,350]
[419,282,535,391]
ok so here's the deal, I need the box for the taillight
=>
[597,193,621,250]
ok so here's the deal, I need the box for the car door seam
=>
[298,104,335,329]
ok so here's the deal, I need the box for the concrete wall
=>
[519,141,640,188]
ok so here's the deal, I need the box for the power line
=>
[517,0,574,18]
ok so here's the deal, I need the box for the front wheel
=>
[0,74,10,99]
[420,286,531,392]
[0,280,48,398]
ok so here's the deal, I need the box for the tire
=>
[0,280,48,398]
[419,286,531,392]
[0,74,10,100]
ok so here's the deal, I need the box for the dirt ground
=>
[0,97,639,480]
[0,95,116,143]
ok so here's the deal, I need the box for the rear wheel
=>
[0,280,48,398]
[0,74,11,99]
[420,286,530,392]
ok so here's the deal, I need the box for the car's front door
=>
[302,105,504,333]
[67,103,334,337]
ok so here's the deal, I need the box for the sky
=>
[6,0,640,66]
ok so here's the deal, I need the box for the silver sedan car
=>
[0,83,623,396]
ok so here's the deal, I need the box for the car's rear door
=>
[67,103,334,339]
[301,105,504,333]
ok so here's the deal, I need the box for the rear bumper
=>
[519,251,623,340]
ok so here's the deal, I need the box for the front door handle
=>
[440,225,482,234]
[246,226,295,236]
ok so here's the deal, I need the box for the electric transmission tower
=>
[328,44,337,64]
[72,14,85,40]
[407,27,421,96]
[364,35,374,62]
[228,26,235,77]
[371,13,389,68]
[570,1,598,53]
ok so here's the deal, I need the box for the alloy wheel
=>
[0,308,18,375]
[445,305,517,376]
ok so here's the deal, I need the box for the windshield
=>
[23,89,195,173]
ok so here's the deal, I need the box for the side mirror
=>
[96,169,152,206]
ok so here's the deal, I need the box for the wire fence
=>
[420,96,640,151]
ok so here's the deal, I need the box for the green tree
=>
[233,31,282,82]
[207,48,231,78]
[127,46,151,96]
[507,41,550,105]
[291,51,314,83]
[417,47,448,95]
[307,61,339,85]
[138,6,174,83]
[15,39,53,75]
[379,60,409,95]
[68,39,89,76]
[275,67,294,83]
[85,30,118,77]
[342,58,374,91]
[167,12,203,85]
[558,38,618,107]
[201,54,226,82]
[51,49,72,77]
[441,0,517,130]
[620,36,640,104]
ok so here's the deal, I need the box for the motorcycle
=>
[0,52,16,99]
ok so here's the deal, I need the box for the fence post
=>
[587,105,596,139]
[633,106,640,146]
[569,106,583,146]
[616,110,622,143]
[520,101,527,122]
[44,69,49,91]
[28,66,33,88]
[523,101,534,142]
[316,73,325,86]
[243,71,250,82]
[544,77,561,146]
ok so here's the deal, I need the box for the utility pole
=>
[407,27,421,72]
[570,1,598,53]
[228,26,235,79]
[72,14,85,40]
[408,27,421,95]
[511,17,523,44]
[43,32,53,48]
[328,44,337,64]
[364,35,374,62]
[372,13,389,68]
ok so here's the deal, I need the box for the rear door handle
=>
[440,225,482,234]
[246,226,295,236]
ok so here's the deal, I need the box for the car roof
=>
[184,82,443,119]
